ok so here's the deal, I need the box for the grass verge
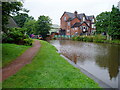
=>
[3,40,100,88]
[72,35,120,45]
[2,43,30,67]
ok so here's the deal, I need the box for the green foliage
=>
[2,28,33,45]
[13,13,31,28]
[109,5,120,39]
[95,5,120,40]
[72,35,120,44]
[2,43,30,67]
[23,19,36,34]
[2,2,24,32]
[3,40,100,88]
[23,38,33,46]
[35,15,52,39]
[95,12,111,34]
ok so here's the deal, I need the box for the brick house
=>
[60,11,96,36]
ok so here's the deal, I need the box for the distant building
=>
[60,11,96,36]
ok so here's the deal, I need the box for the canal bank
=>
[60,54,112,88]
[50,40,120,89]
[3,40,100,88]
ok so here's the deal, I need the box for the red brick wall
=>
[60,13,69,30]
[60,12,95,35]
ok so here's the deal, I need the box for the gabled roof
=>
[6,16,19,28]
[87,15,94,20]
[66,12,75,18]
[71,21,90,28]
[61,11,95,21]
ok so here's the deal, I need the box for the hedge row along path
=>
[1,40,41,81]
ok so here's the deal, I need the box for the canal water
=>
[50,40,120,88]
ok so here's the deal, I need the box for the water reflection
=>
[50,40,120,88]
[95,44,120,80]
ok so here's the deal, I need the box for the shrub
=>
[23,38,33,46]
[2,28,33,45]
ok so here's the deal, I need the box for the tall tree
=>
[95,11,111,34]
[2,2,23,32]
[109,5,120,39]
[13,13,29,27]
[35,15,52,39]
[95,5,120,40]
[23,18,36,35]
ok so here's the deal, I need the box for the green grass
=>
[3,40,100,88]
[2,43,30,67]
[72,35,120,45]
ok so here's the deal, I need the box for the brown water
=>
[50,40,120,88]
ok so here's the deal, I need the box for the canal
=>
[50,40,120,88]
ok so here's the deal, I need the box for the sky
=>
[23,0,119,25]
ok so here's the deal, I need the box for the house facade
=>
[60,11,96,36]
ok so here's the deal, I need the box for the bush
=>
[23,38,33,46]
[2,28,33,45]
[110,40,120,44]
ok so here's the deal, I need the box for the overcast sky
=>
[23,0,119,25]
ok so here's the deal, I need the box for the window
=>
[72,28,74,30]
[83,17,85,21]
[68,22,70,26]
[75,27,78,30]
[67,30,70,33]
[64,17,66,21]
[92,19,94,22]
[83,26,86,32]
[92,24,94,28]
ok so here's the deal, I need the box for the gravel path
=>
[1,40,40,81]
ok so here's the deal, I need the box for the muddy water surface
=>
[50,40,120,88]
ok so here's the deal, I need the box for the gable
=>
[80,22,90,27]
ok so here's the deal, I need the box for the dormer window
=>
[92,19,94,22]
[83,17,85,21]
[64,17,66,21]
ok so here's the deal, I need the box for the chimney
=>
[74,11,78,17]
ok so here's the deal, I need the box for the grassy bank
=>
[2,43,30,67]
[72,35,120,45]
[3,40,100,88]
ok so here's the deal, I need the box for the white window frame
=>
[83,17,85,21]
[92,24,94,28]
[92,19,94,22]
[67,30,70,33]
[68,22,70,26]
[74,27,78,30]
[83,26,86,32]
[64,17,66,21]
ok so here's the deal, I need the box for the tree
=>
[109,5,120,39]
[35,15,52,39]
[23,19,36,35]
[2,2,23,32]
[95,5,120,40]
[13,13,29,27]
[95,12,111,34]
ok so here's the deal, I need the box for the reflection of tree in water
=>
[58,40,120,80]
[95,45,120,80]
